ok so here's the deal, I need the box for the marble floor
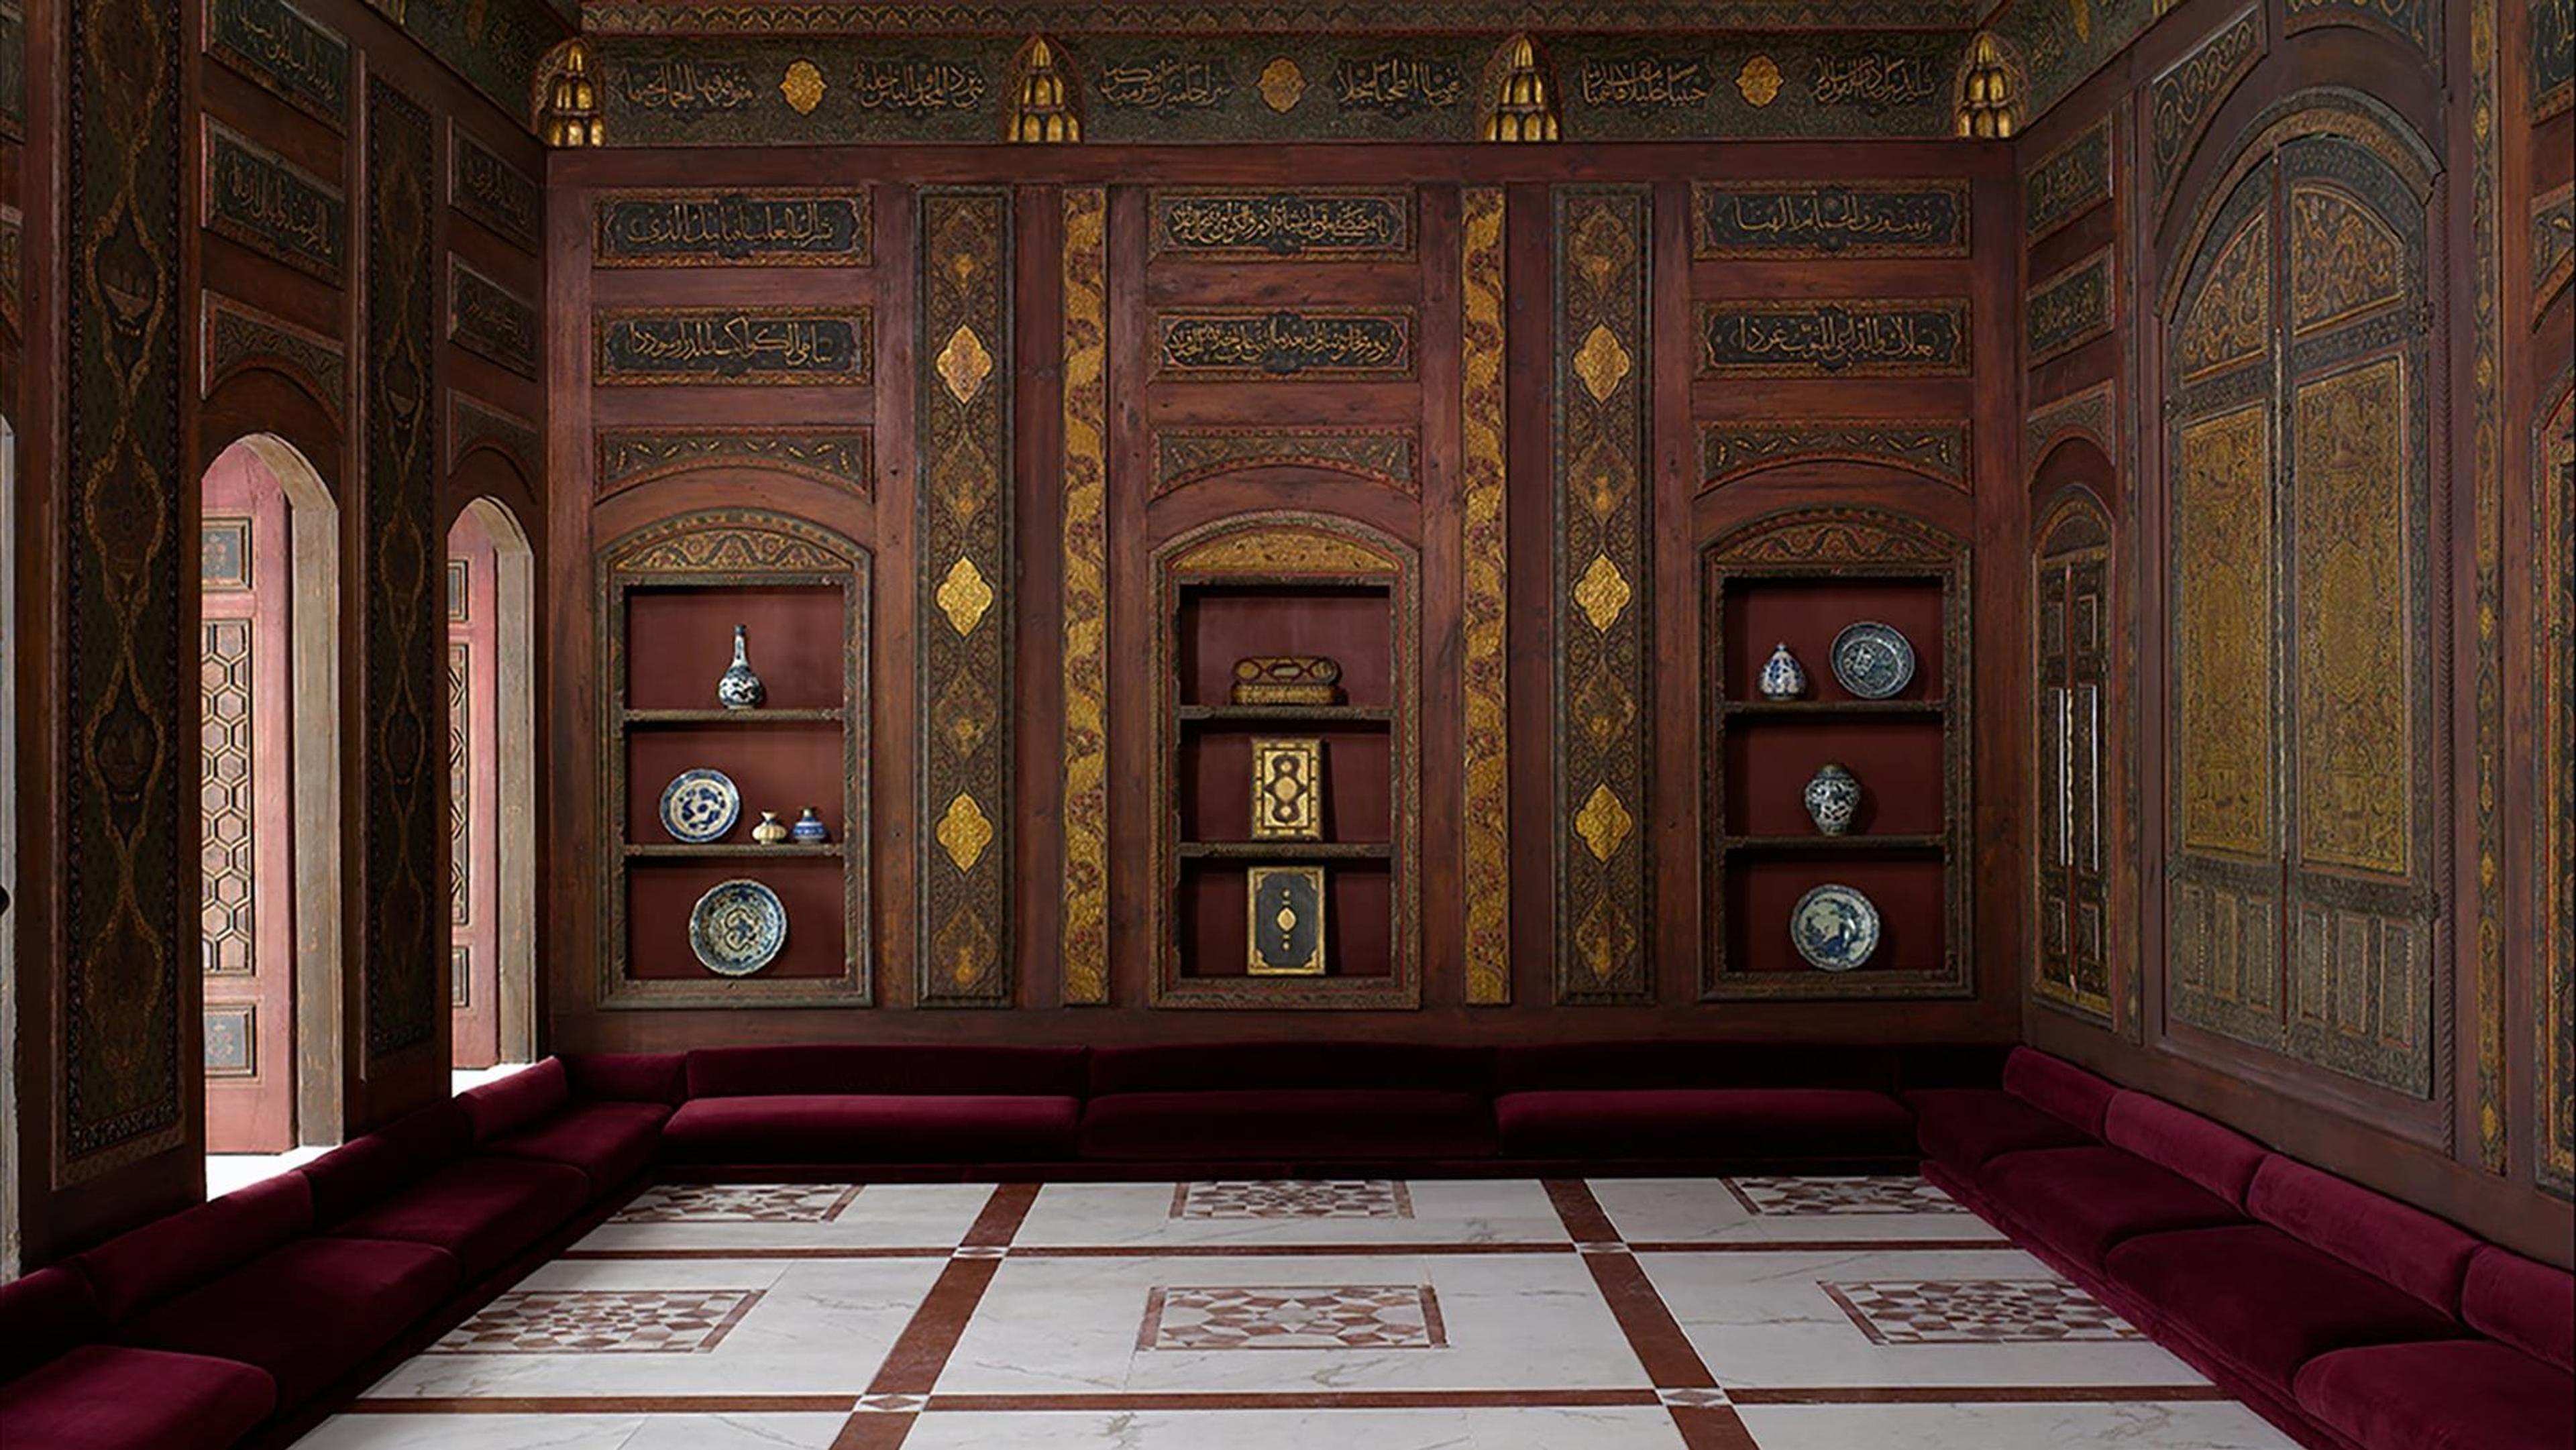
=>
[296,1176,2302,1450]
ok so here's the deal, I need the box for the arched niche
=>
[2031,483,2118,1027]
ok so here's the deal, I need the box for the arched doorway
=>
[199,435,342,1156]
[447,497,537,1075]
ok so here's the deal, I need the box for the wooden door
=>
[447,514,502,1068]
[201,448,296,1152]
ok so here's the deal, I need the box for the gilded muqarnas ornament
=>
[1955,33,2021,139]
[541,38,602,147]
[1484,34,1558,142]
[1008,36,1079,143]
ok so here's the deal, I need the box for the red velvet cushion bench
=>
[478,1055,678,1190]
[661,1044,1085,1166]
[2292,1246,2576,1450]
[1977,1094,2267,1269]
[1492,1042,1922,1166]
[1079,1043,1495,1164]
[0,1267,272,1450]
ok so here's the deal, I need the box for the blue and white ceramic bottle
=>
[790,807,831,844]
[716,623,766,710]
[1758,643,1809,700]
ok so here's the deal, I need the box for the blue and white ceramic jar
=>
[1758,643,1809,700]
[791,807,831,844]
[1803,761,1862,836]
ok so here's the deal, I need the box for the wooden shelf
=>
[623,708,847,726]
[1177,704,1397,724]
[625,843,845,858]
[1179,840,1396,860]
[1721,699,1945,718]
[1722,834,1947,853]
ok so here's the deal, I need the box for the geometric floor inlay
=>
[426,1289,769,1353]
[1723,1177,1970,1217]
[1820,1278,2144,1344]
[1169,1180,1417,1221]
[1138,1285,1449,1351]
[610,1184,866,1224]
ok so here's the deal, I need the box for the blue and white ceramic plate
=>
[1790,883,1882,972]
[658,768,741,844]
[688,879,787,977]
[1830,621,1917,700]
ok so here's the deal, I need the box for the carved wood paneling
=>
[1699,421,1970,492]
[1552,186,1652,1005]
[2149,7,2264,211]
[61,0,191,1174]
[203,292,347,424]
[592,427,871,498]
[916,187,1014,1007]
[1459,185,1510,1005]
[2025,116,2112,241]
[362,77,443,1063]
[1060,185,1110,1007]
[205,0,350,130]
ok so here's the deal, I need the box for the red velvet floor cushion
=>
[1902,1086,2097,1170]
[661,1094,1081,1164]
[1980,1146,2247,1268]
[2105,1224,2465,1396]
[327,1156,592,1279]
[0,1345,276,1450]
[2294,1339,2576,1450]
[1081,1090,1495,1162]
[481,1100,671,1191]
[1495,1088,1915,1162]
[114,1237,458,1408]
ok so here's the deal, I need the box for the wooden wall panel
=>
[2012,0,2573,1264]
[8,0,550,1262]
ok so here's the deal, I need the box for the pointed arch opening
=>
[447,496,539,1073]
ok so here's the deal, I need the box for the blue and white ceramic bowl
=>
[1790,883,1882,971]
[1830,621,1917,700]
[688,879,788,977]
[659,768,741,844]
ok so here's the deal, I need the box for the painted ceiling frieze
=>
[584,31,2001,142]
[1992,0,2158,119]
[1693,180,1968,258]
[397,0,571,127]
[580,1,1992,37]
[206,0,350,129]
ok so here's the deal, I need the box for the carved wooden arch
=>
[1698,421,1972,495]
[446,394,541,499]
[600,506,866,575]
[2027,432,2118,510]
[1705,501,1967,568]
[2034,482,2114,552]
[1148,427,1422,500]
[2159,87,2436,319]
[1156,508,1417,577]
[201,292,348,432]
[592,427,875,504]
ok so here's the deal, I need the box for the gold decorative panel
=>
[1250,738,1324,840]
[2176,215,2269,382]
[2292,357,2410,878]
[2289,184,2404,336]
[1552,186,1652,1005]
[1060,186,1110,1007]
[2176,403,2273,861]
[1459,186,1511,1005]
